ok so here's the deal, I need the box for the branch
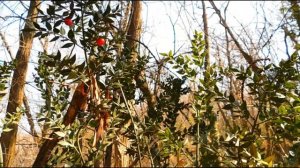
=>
[209,0,261,72]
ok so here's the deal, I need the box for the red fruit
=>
[96,38,106,46]
[64,18,73,26]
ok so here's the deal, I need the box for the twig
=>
[119,82,142,167]
[217,102,233,131]
[209,0,260,72]
[80,1,90,78]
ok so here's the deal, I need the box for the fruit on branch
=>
[64,18,73,26]
[96,38,106,46]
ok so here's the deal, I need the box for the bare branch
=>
[209,0,260,72]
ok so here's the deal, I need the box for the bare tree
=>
[209,0,260,72]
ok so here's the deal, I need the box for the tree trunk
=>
[125,0,142,63]
[0,0,40,167]
[23,93,39,143]
[33,82,89,167]
[126,0,157,111]
[127,1,144,167]
[201,0,210,70]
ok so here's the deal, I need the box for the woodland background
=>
[0,0,299,167]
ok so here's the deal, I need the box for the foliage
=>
[161,30,300,166]
[0,61,14,100]
[32,0,122,166]
[19,0,300,167]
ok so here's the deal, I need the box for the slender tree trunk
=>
[23,93,39,142]
[0,1,40,167]
[127,0,157,110]
[202,0,210,70]
[126,0,142,63]
[126,1,144,167]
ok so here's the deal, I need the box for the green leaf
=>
[285,81,296,89]
[33,22,41,29]
[60,69,71,76]
[88,19,93,27]
[93,12,100,22]
[278,104,288,114]
[50,36,59,42]
[69,54,76,65]
[53,28,60,34]
[55,50,61,60]
[0,83,6,91]
[76,61,85,72]
[34,31,42,38]
[88,120,98,128]
[61,43,74,48]
[223,104,233,110]
[2,128,13,132]
[40,33,49,38]
[102,56,114,63]
[54,131,66,137]
[67,29,75,39]
[160,52,168,57]
[54,20,63,28]
[46,21,52,31]
[67,70,78,79]
[111,82,123,88]
[60,26,66,35]
[229,94,235,102]
[58,141,73,147]
[37,117,46,122]
[47,5,55,15]
[103,4,111,16]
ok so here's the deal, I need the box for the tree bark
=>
[125,0,143,64]
[126,0,157,111]
[0,0,40,167]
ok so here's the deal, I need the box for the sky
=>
[0,1,288,134]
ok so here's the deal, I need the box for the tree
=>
[0,1,299,167]
[0,0,40,166]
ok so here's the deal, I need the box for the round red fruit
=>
[64,18,73,26]
[96,38,106,46]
